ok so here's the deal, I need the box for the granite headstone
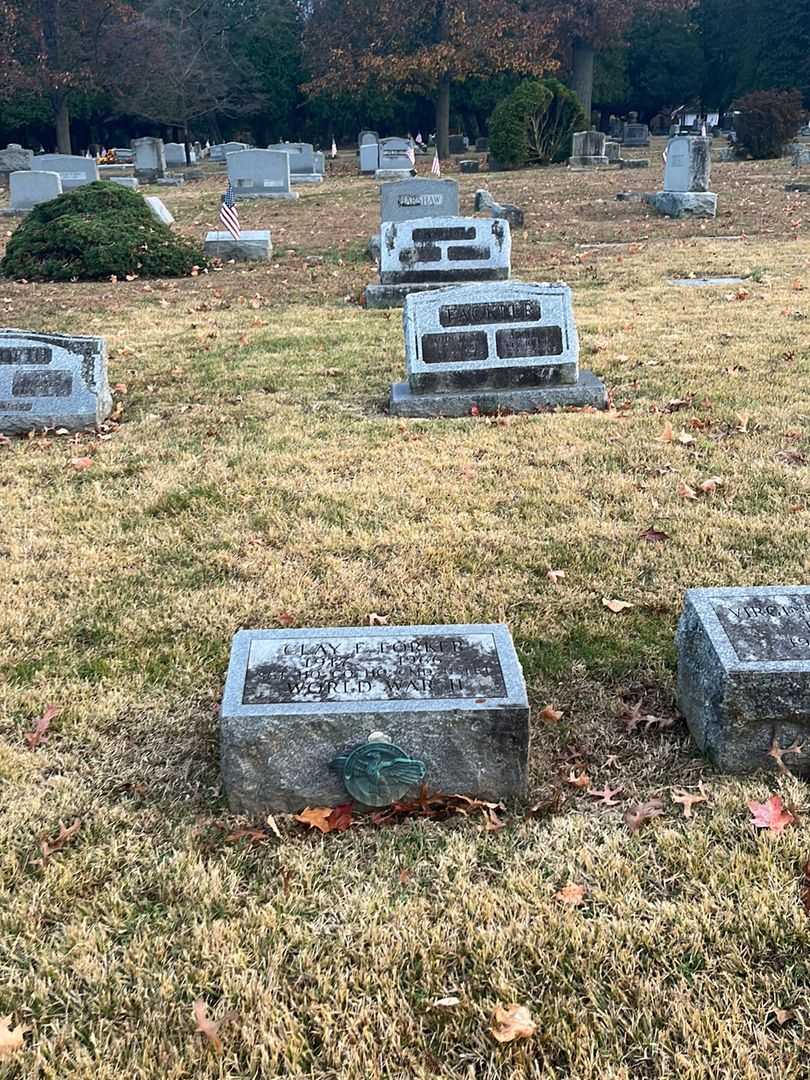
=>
[226,149,298,199]
[34,154,98,190]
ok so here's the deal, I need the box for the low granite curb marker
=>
[220,623,530,815]
[677,586,810,776]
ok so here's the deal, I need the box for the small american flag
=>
[431,150,441,177]
[331,138,337,158]
[700,121,707,137]
[407,144,416,168]
[219,181,240,241]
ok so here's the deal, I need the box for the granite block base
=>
[620,159,650,169]
[389,370,608,417]
[568,156,609,169]
[646,191,717,218]
[204,230,272,262]
[291,173,323,184]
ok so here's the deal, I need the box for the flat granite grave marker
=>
[677,587,810,776]
[365,216,511,308]
[204,229,272,262]
[389,281,608,416]
[220,623,530,814]
[226,149,298,199]
[0,329,112,435]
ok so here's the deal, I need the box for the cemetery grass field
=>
[2,146,810,1078]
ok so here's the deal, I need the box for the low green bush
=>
[488,78,585,169]
[1,181,207,281]
[734,89,803,160]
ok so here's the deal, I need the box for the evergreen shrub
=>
[488,78,585,169]
[1,181,206,281]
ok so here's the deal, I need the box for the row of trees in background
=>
[0,0,807,156]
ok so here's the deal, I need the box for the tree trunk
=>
[55,97,72,154]
[436,76,450,159]
[571,40,595,126]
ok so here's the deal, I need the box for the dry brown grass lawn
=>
[1,145,810,1079]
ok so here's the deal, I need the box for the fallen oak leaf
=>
[193,999,222,1054]
[749,794,795,833]
[587,785,624,806]
[671,783,708,818]
[643,713,675,732]
[767,736,804,775]
[39,818,81,863]
[547,569,566,584]
[567,769,591,789]
[0,1016,27,1059]
[555,882,587,905]
[699,476,723,494]
[639,527,670,544]
[539,704,564,723]
[490,1004,537,1043]
[624,800,664,833]
[772,1008,796,1026]
[24,704,61,749]
[294,803,354,833]
[433,996,461,1008]
[69,456,93,471]
[677,480,698,500]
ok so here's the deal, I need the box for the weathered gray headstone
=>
[448,135,468,155]
[132,137,166,181]
[622,122,650,147]
[359,130,379,148]
[144,195,174,225]
[791,145,810,167]
[375,137,415,180]
[0,329,112,435]
[568,131,608,168]
[268,142,321,182]
[9,170,62,210]
[220,622,530,814]
[474,190,524,229]
[226,149,298,199]
[647,135,716,218]
[604,140,621,163]
[0,144,33,187]
[164,142,187,167]
[677,587,810,776]
[380,178,459,224]
[111,147,134,164]
[390,281,608,416]
[359,141,379,174]
[204,229,272,262]
[34,154,98,190]
[366,216,511,308]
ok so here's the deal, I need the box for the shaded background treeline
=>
[0,0,807,155]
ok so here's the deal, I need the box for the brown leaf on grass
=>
[490,1004,537,1043]
[224,826,273,845]
[276,611,296,627]
[539,704,563,723]
[768,736,804,775]
[677,480,698,500]
[677,429,695,446]
[772,1008,796,1026]
[639,527,670,544]
[528,790,564,818]
[193,999,222,1053]
[658,421,675,443]
[602,597,633,614]
[588,785,624,806]
[567,769,591,789]
[367,612,389,626]
[39,818,81,863]
[295,803,354,833]
[624,800,664,833]
[699,476,723,494]
[24,704,61,749]
[547,569,566,584]
[749,795,795,833]
[69,456,93,471]
[671,783,708,818]
[555,883,587,906]
[0,1016,27,1059]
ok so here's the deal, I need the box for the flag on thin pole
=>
[431,149,441,177]
[220,181,240,241]
[407,144,416,168]
[700,120,707,137]
[331,138,337,158]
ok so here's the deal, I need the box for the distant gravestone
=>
[389,281,607,417]
[358,130,379,148]
[107,176,139,190]
[568,131,608,168]
[448,134,468,155]
[7,170,62,211]
[34,154,98,190]
[111,147,134,163]
[647,134,716,218]
[476,137,489,152]
[132,137,166,181]
[220,622,530,814]
[366,216,511,308]
[622,122,650,147]
[375,137,415,180]
[268,142,321,182]
[0,144,33,188]
[226,149,298,200]
[604,140,621,164]
[164,142,187,167]
[0,329,112,435]
[204,229,272,262]
[677,587,810,776]
[359,141,379,174]
[474,189,524,228]
[791,145,810,167]
[380,178,459,224]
